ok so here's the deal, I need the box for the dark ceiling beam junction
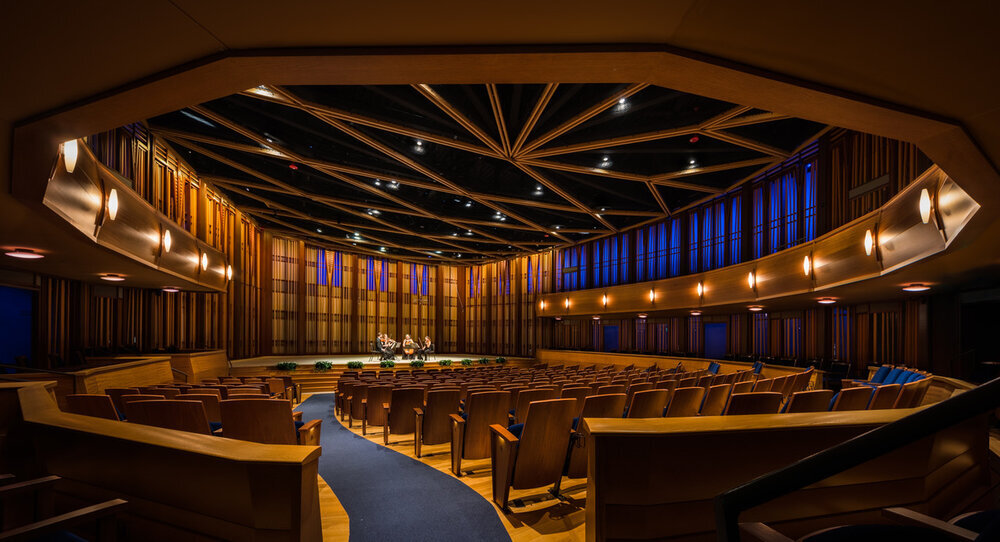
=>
[646,181,672,215]
[486,84,513,157]
[412,84,506,157]
[513,162,620,231]
[510,83,558,156]
[186,105,499,257]
[516,83,649,156]
[520,125,700,159]
[202,174,409,214]
[699,105,753,130]
[520,157,653,183]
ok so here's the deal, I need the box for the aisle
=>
[296,394,511,542]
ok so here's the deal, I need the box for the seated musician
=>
[418,336,434,360]
[377,333,394,360]
[383,334,398,360]
[401,334,416,360]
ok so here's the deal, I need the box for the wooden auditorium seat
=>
[346,383,369,428]
[139,386,180,399]
[188,387,223,399]
[64,394,120,421]
[0,475,127,541]
[560,386,591,417]
[627,389,670,418]
[830,386,875,411]
[566,393,628,478]
[220,399,321,445]
[382,387,424,445]
[625,382,654,407]
[511,388,557,425]
[732,380,754,394]
[597,384,626,395]
[700,383,733,416]
[867,383,902,410]
[893,378,932,409]
[783,390,835,413]
[125,399,213,435]
[665,387,706,417]
[724,392,783,415]
[120,394,165,419]
[415,388,461,458]
[490,398,578,511]
[362,385,393,436]
[753,378,775,392]
[450,391,510,476]
[176,394,222,426]
[103,387,140,414]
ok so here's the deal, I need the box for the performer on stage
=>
[401,334,417,360]
[378,332,396,360]
[418,336,434,361]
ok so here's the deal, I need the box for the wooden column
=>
[349,255,359,354]
[435,264,445,354]
[295,240,307,354]
[457,266,467,354]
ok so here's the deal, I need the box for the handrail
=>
[0,364,77,377]
[714,376,1000,540]
[170,367,190,383]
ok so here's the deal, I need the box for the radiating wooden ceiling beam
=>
[202,174,408,213]
[699,105,753,130]
[513,163,618,232]
[649,157,776,188]
[520,125,700,159]
[517,83,648,156]
[701,128,791,158]
[713,111,790,129]
[510,83,557,156]
[646,181,672,215]
[519,158,649,183]
[486,84,512,157]
[412,84,505,157]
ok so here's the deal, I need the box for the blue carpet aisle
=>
[296,393,511,542]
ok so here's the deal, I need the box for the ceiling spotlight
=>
[465,230,473,236]
[614,98,630,113]
[380,246,386,252]
[316,228,323,233]
[902,283,931,292]
[818,298,836,305]
[201,252,209,271]
[748,305,764,312]
[226,265,233,281]
[696,281,704,297]
[4,248,44,259]
[413,140,426,154]
[690,310,702,316]
[747,271,756,289]
[803,254,812,277]
[648,288,655,302]
[162,287,179,293]
[389,180,399,190]
[106,188,119,221]
[687,158,698,170]
[599,156,612,168]
[374,179,381,186]
[162,229,172,254]
[434,250,442,254]
[564,297,570,309]
[100,273,125,282]
[602,294,608,307]
[63,140,79,173]
[465,201,472,208]
[637,313,648,319]
[864,229,875,256]
[919,188,933,224]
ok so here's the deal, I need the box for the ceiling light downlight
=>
[4,248,44,259]
[902,283,930,292]
[100,273,125,282]
[817,298,836,305]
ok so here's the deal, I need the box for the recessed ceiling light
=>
[748,305,764,312]
[690,310,702,316]
[637,313,648,319]
[413,140,425,154]
[379,247,386,252]
[374,179,381,186]
[465,201,472,207]
[316,228,323,233]
[4,248,44,259]
[817,298,836,305]
[465,230,473,236]
[100,273,125,282]
[389,180,399,189]
[599,156,612,168]
[434,250,442,254]
[592,315,601,320]
[162,287,179,293]
[902,283,930,292]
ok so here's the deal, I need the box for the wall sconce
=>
[602,294,608,307]
[748,305,763,312]
[690,310,702,316]
[226,265,233,281]
[162,229,172,254]
[201,252,209,271]
[817,298,836,305]
[919,188,932,224]
[648,288,655,302]
[696,282,704,297]
[902,283,930,292]
[100,273,125,282]
[106,189,119,221]
[747,271,756,290]
[564,297,570,309]
[803,254,812,277]
[63,140,78,173]
[539,300,546,310]
[864,228,875,256]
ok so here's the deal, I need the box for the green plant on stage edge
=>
[380,359,396,368]
[438,359,453,366]
[314,360,334,371]
[346,361,364,369]
[276,361,298,371]
[460,359,473,366]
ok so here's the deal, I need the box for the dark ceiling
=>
[147,83,826,263]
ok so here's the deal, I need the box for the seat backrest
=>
[596,384,626,395]
[65,394,119,420]
[893,379,928,409]
[121,394,166,419]
[366,385,393,426]
[177,393,222,423]
[625,382,654,406]
[724,392,783,415]
[831,386,875,411]
[732,380,754,394]
[793,368,815,393]
[461,391,512,459]
[771,375,792,397]
[752,378,775,392]
[677,377,698,388]
[512,398,578,489]
[869,365,892,384]
[655,379,679,394]
[560,386,590,418]
[220,399,297,444]
[627,389,669,418]
[387,388,424,435]
[867,384,901,410]
[188,387,223,399]
[699,384,732,416]
[104,387,140,413]
[579,393,628,421]
[696,375,714,388]
[423,388,461,445]
[514,388,557,424]
[198,384,230,399]
[267,378,286,395]
[665,387,706,417]
[784,390,834,413]
[126,400,212,435]
[350,384,370,419]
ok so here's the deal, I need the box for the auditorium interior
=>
[3,3,1000,541]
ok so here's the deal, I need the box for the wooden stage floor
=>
[231,353,506,368]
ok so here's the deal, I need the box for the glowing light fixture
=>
[106,189,119,221]
[162,229,172,254]
[817,298,836,305]
[637,313,648,319]
[539,300,546,310]
[748,305,764,312]
[602,294,608,307]
[864,229,875,256]
[201,252,208,271]
[747,271,756,289]
[226,265,233,281]
[63,140,78,173]
[902,283,931,292]
[100,273,125,282]
[696,282,704,297]
[648,288,655,302]
[162,287,179,293]
[919,188,932,224]
[564,297,570,309]
[4,248,44,259]
[690,310,702,316]
[592,315,601,320]
[803,254,812,277]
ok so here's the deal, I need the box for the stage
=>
[230,353,513,368]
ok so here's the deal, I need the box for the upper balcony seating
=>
[843,365,928,389]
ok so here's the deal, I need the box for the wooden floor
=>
[319,475,350,542]
[304,393,586,541]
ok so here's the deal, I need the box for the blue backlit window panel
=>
[753,186,764,259]
[317,249,328,286]
[668,219,682,277]
[688,213,699,274]
[803,161,817,241]
[729,195,742,265]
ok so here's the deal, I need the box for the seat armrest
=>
[882,507,977,541]
[738,522,795,542]
[297,419,323,446]
[292,411,303,422]
[382,403,390,410]
[449,413,465,425]
[841,379,860,388]
[414,407,424,416]
[489,424,518,444]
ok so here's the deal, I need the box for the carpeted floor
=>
[296,393,511,542]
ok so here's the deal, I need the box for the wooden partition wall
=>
[584,410,989,541]
[1,382,321,541]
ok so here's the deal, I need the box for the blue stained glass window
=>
[380,261,388,292]
[657,223,667,279]
[317,249,328,286]
[769,178,782,253]
[636,228,646,282]
[784,173,798,249]
[331,252,342,287]
[701,206,712,271]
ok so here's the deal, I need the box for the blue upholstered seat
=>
[708,362,721,375]
[209,421,222,433]
[883,368,905,385]
[507,423,524,438]
[869,365,892,384]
